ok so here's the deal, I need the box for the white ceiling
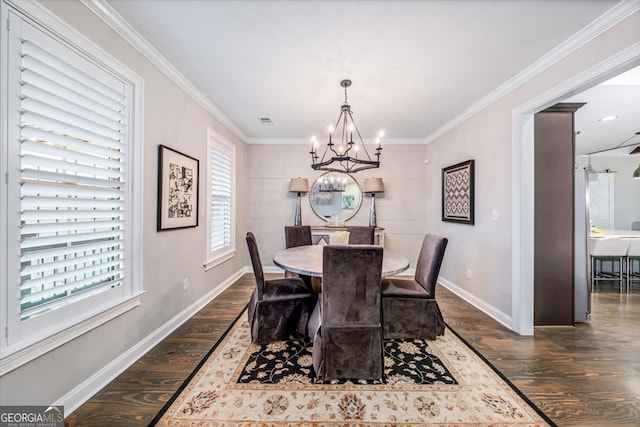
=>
[103,0,637,154]
[566,66,640,156]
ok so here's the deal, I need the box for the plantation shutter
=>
[18,33,128,320]
[210,144,232,252]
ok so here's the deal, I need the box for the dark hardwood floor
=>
[65,274,640,426]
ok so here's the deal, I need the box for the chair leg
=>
[620,256,625,293]
[590,256,595,293]
[591,256,626,293]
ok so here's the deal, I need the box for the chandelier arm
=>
[310,79,382,173]
[327,110,346,158]
[347,110,373,161]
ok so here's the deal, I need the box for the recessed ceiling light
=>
[598,115,619,122]
[259,117,273,126]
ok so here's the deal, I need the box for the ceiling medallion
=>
[310,79,383,173]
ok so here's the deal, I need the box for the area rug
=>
[150,309,555,426]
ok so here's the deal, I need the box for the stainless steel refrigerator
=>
[574,166,591,322]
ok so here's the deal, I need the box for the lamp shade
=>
[633,164,640,179]
[363,177,384,193]
[289,177,309,193]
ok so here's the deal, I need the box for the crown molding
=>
[247,137,428,145]
[81,0,248,143]
[424,0,640,144]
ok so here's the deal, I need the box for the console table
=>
[310,226,385,247]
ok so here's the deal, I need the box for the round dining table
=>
[273,245,410,278]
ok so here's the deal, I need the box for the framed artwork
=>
[442,159,475,224]
[157,145,199,231]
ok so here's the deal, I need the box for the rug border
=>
[149,306,557,427]
[443,321,558,427]
[148,306,247,426]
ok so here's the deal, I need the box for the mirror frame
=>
[309,172,363,223]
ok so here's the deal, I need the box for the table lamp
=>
[289,177,309,226]
[363,177,384,227]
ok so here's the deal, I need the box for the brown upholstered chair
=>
[382,234,448,340]
[246,232,314,344]
[308,245,384,380]
[284,226,313,288]
[346,226,375,245]
[285,225,312,248]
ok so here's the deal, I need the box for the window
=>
[1,2,143,373]
[205,128,235,269]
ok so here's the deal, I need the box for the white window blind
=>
[1,2,142,372]
[205,128,235,268]
[17,33,127,320]
[210,144,232,252]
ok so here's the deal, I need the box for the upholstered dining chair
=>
[246,232,314,344]
[346,225,375,245]
[307,245,384,380]
[381,233,448,340]
[285,225,312,248]
[284,226,314,288]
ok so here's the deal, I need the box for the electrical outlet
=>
[466,269,471,280]
[182,278,189,291]
[492,209,499,221]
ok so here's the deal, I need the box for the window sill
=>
[204,249,235,271]
[0,292,145,375]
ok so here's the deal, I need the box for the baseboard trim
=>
[438,276,513,330]
[61,267,246,415]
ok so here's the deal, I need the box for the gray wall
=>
[424,9,640,326]
[0,0,248,407]
[247,143,428,268]
[3,0,638,412]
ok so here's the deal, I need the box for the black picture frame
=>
[157,145,199,231]
[442,159,475,225]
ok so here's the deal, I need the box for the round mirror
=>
[309,172,363,223]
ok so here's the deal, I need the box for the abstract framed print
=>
[157,145,199,231]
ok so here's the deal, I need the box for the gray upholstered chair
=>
[346,225,375,245]
[308,245,384,380]
[381,234,448,340]
[246,232,314,344]
[284,226,314,288]
[285,225,312,248]
[632,221,640,231]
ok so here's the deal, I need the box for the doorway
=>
[511,50,640,336]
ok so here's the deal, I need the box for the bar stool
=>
[590,238,629,293]
[627,239,640,293]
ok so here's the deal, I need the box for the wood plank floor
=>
[65,274,640,426]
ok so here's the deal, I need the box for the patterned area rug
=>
[151,310,554,426]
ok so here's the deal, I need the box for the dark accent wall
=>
[534,103,585,326]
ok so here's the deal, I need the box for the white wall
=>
[0,1,248,408]
[587,156,640,229]
[247,143,428,268]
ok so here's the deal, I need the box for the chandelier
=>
[310,79,383,173]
